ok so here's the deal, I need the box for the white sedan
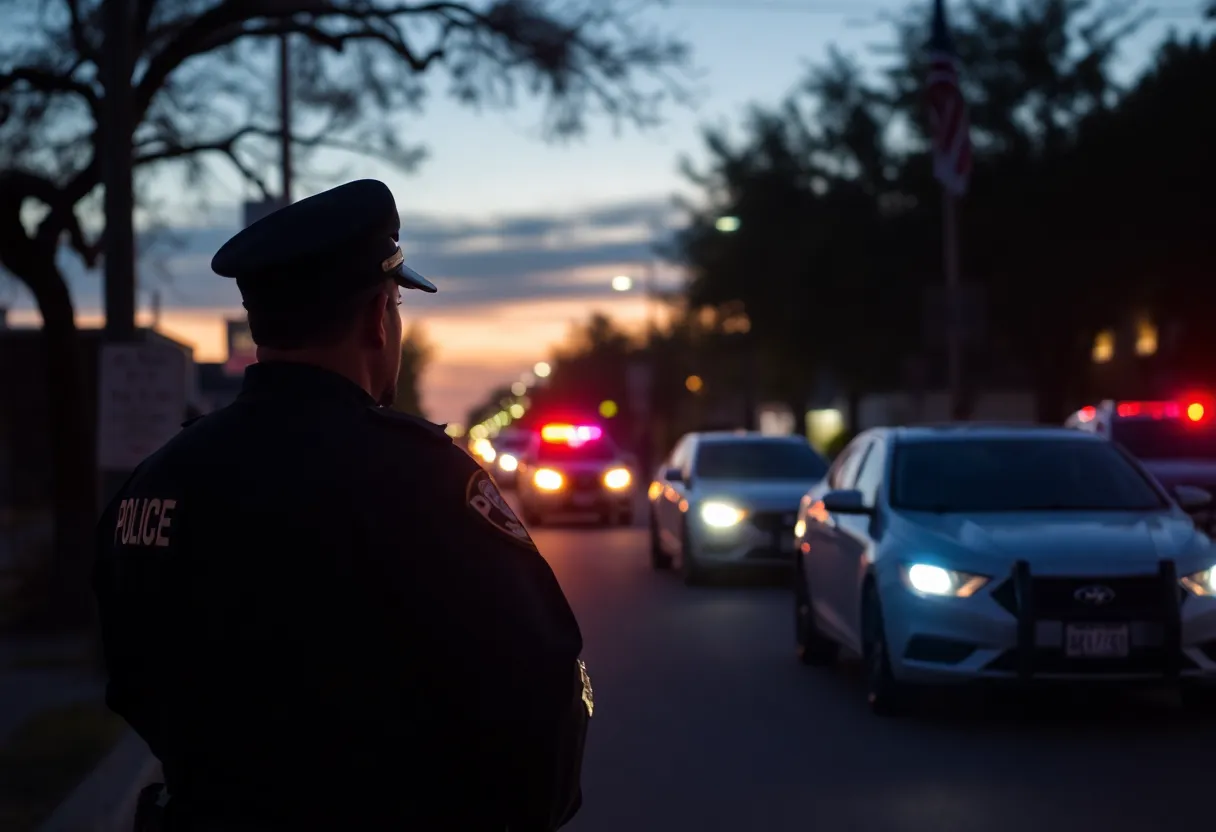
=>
[649,432,828,584]
[793,424,1216,715]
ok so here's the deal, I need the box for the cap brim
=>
[393,262,437,293]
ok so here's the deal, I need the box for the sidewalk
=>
[0,634,156,832]
[0,635,104,746]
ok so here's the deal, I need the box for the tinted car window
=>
[890,438,1166,512]
[1110,420,1216,460]
[695,440,828,481]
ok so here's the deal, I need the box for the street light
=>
[534,361,552,379]
[611,275,634,292]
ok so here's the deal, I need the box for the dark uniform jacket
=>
[93,362,588,830]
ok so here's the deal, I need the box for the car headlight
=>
[700,501,746,528]
[498,454,518,472]
[901,563,989,598]
[794,518,807,539]
[604,467,631,490]
[1181,566,1216,597]
[533,468,564,491]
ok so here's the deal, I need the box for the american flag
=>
[926,0,972,196]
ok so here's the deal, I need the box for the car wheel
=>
[795,568,838,667]
[649,514,672,571]
[862,584,909,716]
[681,518,706,587]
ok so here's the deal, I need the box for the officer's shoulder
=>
[366,406,454,446]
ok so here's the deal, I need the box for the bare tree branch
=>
[0,67,98,108]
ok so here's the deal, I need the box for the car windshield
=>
[695,440,828,480]
[890,438,1167,512]
[536,440,617,462]
[1110,419,1216,461]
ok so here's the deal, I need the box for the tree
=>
[674,0,1150,425]
[393,322,432,418]
[0,0,688,627]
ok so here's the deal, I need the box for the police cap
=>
[211,179,438,313]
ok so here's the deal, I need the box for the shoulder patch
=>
[368,406,452,443]
[465,468,537,550]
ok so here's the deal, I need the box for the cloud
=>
[0,196,686,424]
[0,196,687,315]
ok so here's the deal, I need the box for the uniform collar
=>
[239,361,377,407]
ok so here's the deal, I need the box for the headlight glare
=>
[498,454,518,472]
[700,501,746,528]
[901,563,989,598]
[604,468,631,490]
[534,468,564,491]
[1181,566,1216,597]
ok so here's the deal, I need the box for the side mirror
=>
[663,467,683,483]
[1174,484,1213,512]
[821,489,872,515]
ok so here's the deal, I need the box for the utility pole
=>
[279,33,293,203]
[103,0,136,342]
[943,193,964,419]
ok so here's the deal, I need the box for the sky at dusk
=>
[2,0,1207,423]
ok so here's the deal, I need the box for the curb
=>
[39,730,160,832]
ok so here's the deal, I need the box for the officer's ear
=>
[355,283,394,350]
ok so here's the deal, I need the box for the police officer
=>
[93,179,591,831]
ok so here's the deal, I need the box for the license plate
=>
[572,494,597,507]
[1065,623,1129,658]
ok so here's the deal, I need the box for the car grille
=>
[985,561,1186,678]
[746,511,798,560]
[570,472,600,491]
[990,575,1182,620]
[750,511,797,534]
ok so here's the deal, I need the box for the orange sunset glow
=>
[6,292,655,423]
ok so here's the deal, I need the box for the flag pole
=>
[943,188,963,419]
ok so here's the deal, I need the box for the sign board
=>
[98,342,190,470]
[223,318,256,376]
[625,362,653,416]
[242,197,288,228]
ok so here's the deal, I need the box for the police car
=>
[516,423,636,526]
[1066,397,1216,529]
[794,424,1216,716]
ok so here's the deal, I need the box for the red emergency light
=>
[540,423,603,445]
[1114,396,1212,423]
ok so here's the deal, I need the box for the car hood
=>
[695,479,817,511]
[1140,459,1216,490]
[894,510,1204,576]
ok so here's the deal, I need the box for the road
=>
[524,506,1216,832]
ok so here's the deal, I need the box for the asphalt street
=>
[520,502,1216,832]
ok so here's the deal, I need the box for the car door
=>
[828,437,886,649]
[654,436,692,552]
[804,437,870,646]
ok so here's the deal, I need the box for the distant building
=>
[195,318,253,413]
[196,362,244,412]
